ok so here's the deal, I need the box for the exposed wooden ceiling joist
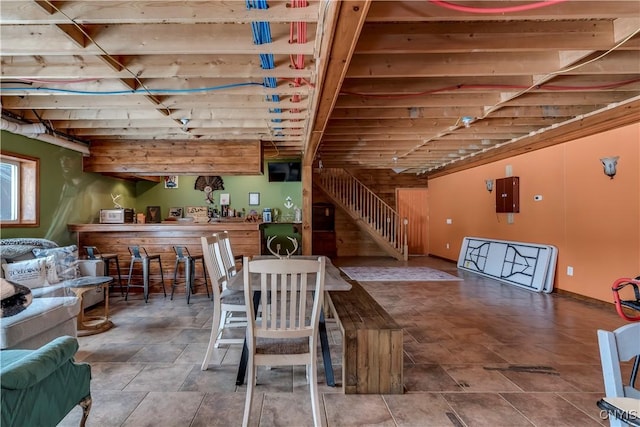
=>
[1,0,638,178]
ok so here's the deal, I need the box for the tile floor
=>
[59,256,628,426]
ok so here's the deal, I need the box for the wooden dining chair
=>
[200,235,247,371]
[241,256,326,427]
[598,322,640,427]
[217,230,242,277]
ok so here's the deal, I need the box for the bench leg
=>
[319,308,335,387]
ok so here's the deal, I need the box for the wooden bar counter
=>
[68,221,261,296]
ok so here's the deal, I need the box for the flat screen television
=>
[268,161,301,182]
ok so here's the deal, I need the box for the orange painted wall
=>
[428,123,640,302]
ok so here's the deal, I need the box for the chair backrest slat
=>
[245,257,325,338]
[598,322,640,400]
[217,231,238,278]
[200,235,227,302]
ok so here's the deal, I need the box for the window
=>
[0,151,39,227]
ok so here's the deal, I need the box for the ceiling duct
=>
[1,118,90,155]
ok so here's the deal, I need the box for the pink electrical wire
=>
[429,0,569,14]
[288,0,308,113]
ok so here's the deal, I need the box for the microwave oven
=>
[100,208,134,224]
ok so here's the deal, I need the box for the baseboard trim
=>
[554,288,614,309]
[425,253,457,263]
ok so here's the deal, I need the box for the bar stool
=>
[126,246,166,303]
[84,246,124,296]
[171,246,210,304]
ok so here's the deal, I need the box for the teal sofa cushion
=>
[1,335,91,427]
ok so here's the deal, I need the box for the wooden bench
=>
[328,282,403,394]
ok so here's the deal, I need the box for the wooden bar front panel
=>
[69,223,260,296]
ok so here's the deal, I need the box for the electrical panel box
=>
[496,177,520,213]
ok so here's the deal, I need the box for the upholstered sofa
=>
[0,238,105,350]
[1,335,92,427]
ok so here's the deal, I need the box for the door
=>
[396,188,429,255]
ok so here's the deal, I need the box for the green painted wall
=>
[134,171,302,222]
[1,131,136,245]
[1,130,302,246]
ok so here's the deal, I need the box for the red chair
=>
[611,277,640,322]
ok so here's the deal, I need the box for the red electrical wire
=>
[288,0,308,114]
[429,0,569,14]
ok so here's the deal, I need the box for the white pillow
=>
[32,245,79,281]
[1,258,48,288]
[43,255,60,284]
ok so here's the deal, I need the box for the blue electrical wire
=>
[246,0,282,114]
[246,0,268,10]
[0,82,265,95]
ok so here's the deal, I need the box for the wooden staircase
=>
[314,168,408,261]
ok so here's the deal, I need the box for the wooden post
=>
[403,218,409,261]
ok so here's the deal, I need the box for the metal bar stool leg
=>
[104,256,124,297]
[125,258,135,301]
[142,258,150,303]
[158,258,166,297]
[185,257,192,304]
[171,257,181,301]
[113,257,124,296]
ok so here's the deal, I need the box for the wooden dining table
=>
[226,255,351,387]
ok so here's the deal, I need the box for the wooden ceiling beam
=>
[499,91,636,106]
[356,21,621,54]
[322,129,538,138]
[346,50,640,78]
[303,0,371,166]
[72,128,302,138]
[51,119,307,129]
[321,132,520,142]
[3,1,320,24]
[427,99,640,177]
[87,134,303,143]
[340,74,640,94]
[327,117,565,128]
[366,1,640,22]
[0,54,314,79]
[32,1,56,15]
[3,78,312,96]
[2,96,309,109]
[20,109,307,121]
[84,140,263,176]
[336,93,502,109]
[1,23,316,56]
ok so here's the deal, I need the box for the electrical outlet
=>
[446,243,450,249]
[567,266,574,276]
[446,218,452,224]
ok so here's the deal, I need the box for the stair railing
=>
[315,168,408,260]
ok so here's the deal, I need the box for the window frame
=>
[0,151,39,227]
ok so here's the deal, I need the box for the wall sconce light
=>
[600,156,619,179]
[485,179,494,193]
[461,116,473,128]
